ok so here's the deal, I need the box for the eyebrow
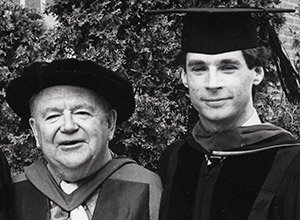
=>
[187,60,207,67]
[41,107,61,118]
[217,59,241,66]
[187,58,242,67]
[72,104,95,113]
[41,104,95,117]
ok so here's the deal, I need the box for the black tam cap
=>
[6,59,135,125]
[146,8,295,54]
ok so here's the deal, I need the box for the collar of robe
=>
[192,121,299,155]
[24,158,135,211]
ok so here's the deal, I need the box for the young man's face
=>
[181,50,264,129]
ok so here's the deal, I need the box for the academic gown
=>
[158,127,300,220]
[12,157,162,220]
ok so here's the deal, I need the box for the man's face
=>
[181,50,264,129]
[29,85,116,180]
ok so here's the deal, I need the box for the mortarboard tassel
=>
[268,25,300,103]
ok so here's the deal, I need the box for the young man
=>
[6,59,162,220]
[148,8,300,219]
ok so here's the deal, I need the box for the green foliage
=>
[0,0,47,174]
[44,0,294,171]
[254,2,300,141]
[292,6,300,72]
[255,82,300,139]
[1,0,299,174]
[115,94,187,171]
[45,0,191,171]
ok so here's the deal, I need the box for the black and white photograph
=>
[0,0,300,219]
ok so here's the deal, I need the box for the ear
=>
[252,66,264,86]
[180,67,189,88]
[29,117,40,148]
[107,109,117,141]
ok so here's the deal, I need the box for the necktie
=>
[60,181,89,220]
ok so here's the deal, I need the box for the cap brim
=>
[6,70,135,125]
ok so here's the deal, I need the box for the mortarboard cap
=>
[146,8,295,54]
[146,8,300,103]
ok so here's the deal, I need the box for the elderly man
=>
[6,59,162,220]
[147,8,300,220]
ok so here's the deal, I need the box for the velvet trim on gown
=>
[158,123,300,220]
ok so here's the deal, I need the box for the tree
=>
[0,0,53,173]
[2,0,299,174]
[292,5,300,72]
[44,0,297,171]
[252,2,300,140]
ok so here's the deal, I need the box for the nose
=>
[205,68,222,90]
[60,111,79,133]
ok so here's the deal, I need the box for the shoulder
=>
[158,138,188,184]
[0,150,9,168]
[111,162,161,188]
[0,152,12,186]
[270,145,300,193]
[12,172,28,184]
[11,172,38,201]
[266,143,300,179]
[276,144,300,164]
[109,161,162,220]
[270,145,300,216]
[160,138,187,165]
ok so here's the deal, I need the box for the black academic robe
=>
[158,132,300,220]
[0,150,13,220]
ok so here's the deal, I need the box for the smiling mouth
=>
[59,140,85,149]
[61,140,82,145]
[203,98,231,107]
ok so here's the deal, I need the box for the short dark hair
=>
[242,47,271,69]
[176,47,271,70]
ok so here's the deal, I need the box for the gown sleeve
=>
[0,150,13,220]
[268,152,300,220]
[280,170,300,220]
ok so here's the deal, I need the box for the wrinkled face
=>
[29,85,116,179]
[182,51,264,129]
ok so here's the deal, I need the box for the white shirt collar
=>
[241,108,261,127]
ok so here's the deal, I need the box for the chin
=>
[203,112,232,122]
[58,157,91,170]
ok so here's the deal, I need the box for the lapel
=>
[91,179,150,220]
